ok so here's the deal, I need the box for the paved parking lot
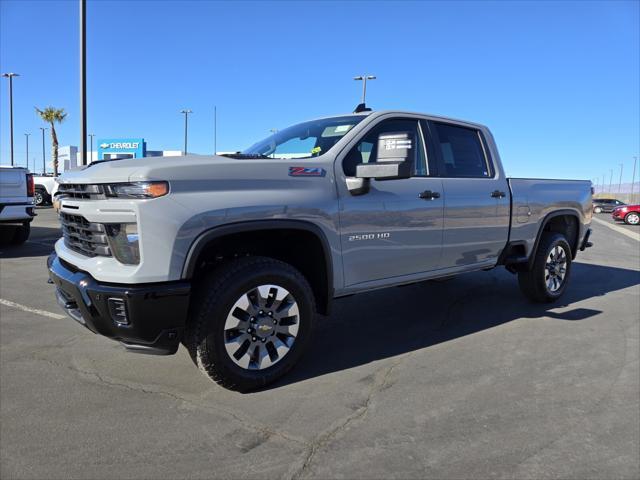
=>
[1,208,639,479]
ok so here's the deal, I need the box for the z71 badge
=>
[289,167,326,177]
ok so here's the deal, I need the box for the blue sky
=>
[1,0,638,183]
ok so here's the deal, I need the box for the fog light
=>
[105,223,140,265]
[108,298,129,326]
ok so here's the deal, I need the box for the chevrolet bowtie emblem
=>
[257,325,272,332]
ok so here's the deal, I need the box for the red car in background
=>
[612,204,640,225]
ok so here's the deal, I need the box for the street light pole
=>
[608,169,613,194]
[40,127,47,174]
[214,106,217,155]
[25,133,30,169]
[88,133,95,163]
[2,72,19,166]
[353,75,376,104]
[79,0,87,166]
[180,109,192,155]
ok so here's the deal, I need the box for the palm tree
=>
[35,107,67,176]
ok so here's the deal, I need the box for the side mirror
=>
[356,131,413,180]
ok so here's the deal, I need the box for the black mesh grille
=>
[59,212,111,258]
[57,183,106,200]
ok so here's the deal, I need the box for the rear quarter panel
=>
[508,178,592,257]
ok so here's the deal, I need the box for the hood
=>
[56,154,331,184]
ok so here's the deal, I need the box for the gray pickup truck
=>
[48,110,593,391]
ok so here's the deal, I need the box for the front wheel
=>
[518,233,572,303]
[593,206,602,214]
[185,256,316,392]
[624,212,640,225]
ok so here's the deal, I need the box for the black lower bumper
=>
[47,253,191,355]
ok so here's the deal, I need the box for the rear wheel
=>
[9,223,30,245]
[185,256,315,392]
[593,206,602,214]
[518,233,572,303]
[624,212,640,225]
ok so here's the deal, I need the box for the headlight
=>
[105,223,140,265]
[105,181,169,199]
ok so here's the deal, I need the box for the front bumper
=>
[47,253,191,355]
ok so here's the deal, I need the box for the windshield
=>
[242,115,365,159]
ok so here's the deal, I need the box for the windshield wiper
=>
[220,153,272,159]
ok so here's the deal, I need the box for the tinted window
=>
[432,123,491,178]
[343,119,428,177]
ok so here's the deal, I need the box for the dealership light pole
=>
[88,133,95,162]
[214,106,217,155]
[2,72,19,166]
[353,75,376,105]
[79,0,87,165]
[181,109,192,155]
[25,133,30,169]
[40,127,47,174]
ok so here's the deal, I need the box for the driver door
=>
[338,118,444,287]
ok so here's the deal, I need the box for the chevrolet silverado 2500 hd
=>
[48,110,593,391]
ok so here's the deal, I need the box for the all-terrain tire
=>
[184,256,316,392]
[518,233,572,303]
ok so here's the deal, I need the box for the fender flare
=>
[528,209,582,268]
[181,219,335,310]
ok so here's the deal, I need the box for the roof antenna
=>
[353,75,376,113]
[353,102,371,113]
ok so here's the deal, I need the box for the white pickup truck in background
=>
[0,166,35,245]
[33,174,57,206]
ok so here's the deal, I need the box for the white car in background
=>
[0,166,35,245]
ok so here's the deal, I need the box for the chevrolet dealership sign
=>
[97,138,145,160]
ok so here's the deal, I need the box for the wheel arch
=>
[182,220,334,315]
[529,210,581,268]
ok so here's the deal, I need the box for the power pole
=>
[631,156,638,202]
[618,163,624,194]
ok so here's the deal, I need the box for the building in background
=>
[57,138,182,172]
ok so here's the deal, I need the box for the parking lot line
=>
[0,298,65,319]
[591,216,640,242]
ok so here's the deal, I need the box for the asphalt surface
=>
[1,208,639,479]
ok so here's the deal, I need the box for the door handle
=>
[419,190,440,200]
[491,190,506,198]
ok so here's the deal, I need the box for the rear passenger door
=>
[426,120,510,268]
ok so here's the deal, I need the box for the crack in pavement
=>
[30,354,308,448]
[288,360,400,480]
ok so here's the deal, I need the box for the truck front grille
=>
[60,212,111,258]
[57,183,106,200]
